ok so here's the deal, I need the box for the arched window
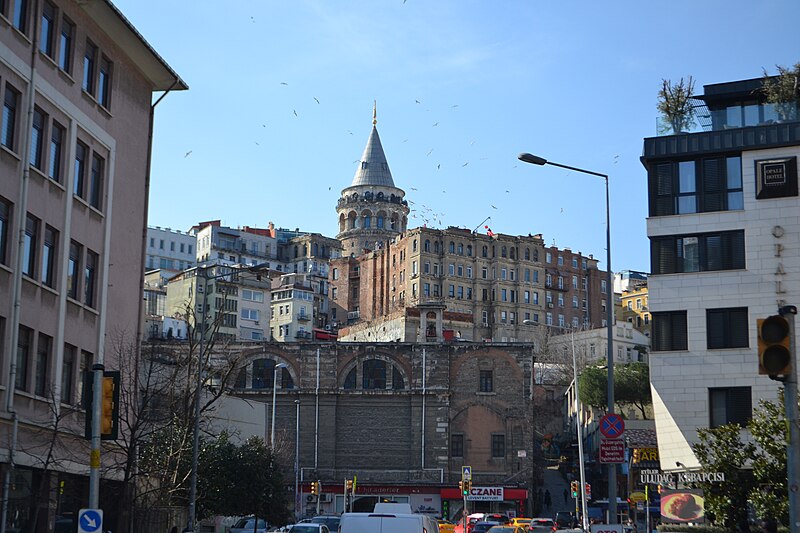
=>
[482,246,488,258]
[377,216,384,228]
[344,368,357,389]
[510,247,516,260]
[363,214,371,228]
[434,242,440,253]
[501,246,507,258]
[250,359,294,390]
[362,360,387,389]
[466,245,472,257]
[449,242,455,253]
[533,249,539,262]
[424,240,430,252]
[457,243,463,255]
[525,248,530,260]
[392,367,405,390]
[413,239,418,252]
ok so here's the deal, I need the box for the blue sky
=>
[115,0,800,273]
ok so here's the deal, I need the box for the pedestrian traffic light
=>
[570,481,579,498]
[758,315,792,375]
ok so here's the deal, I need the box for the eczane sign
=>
[467,486,504,501]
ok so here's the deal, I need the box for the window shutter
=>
[650,238,676,275]
[726,387,752,425]
[729,308,749,348]
[706,310,725,349]
[701,158,724,212]
[652,163,674,216]
[672,311,688,350]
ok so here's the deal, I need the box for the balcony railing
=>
[297,313,311,321]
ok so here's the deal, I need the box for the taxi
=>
[438,519,456,533]
[510,517,531,529]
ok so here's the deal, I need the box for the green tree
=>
[198,433,290,527]
[762,62,800,121]
[577,363,652,416]
[614,363,652,419]
[749,391,790,524]
[693,424,755,529]
[657,77,696,134]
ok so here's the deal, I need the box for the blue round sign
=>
[78,509,103,533]
[600,413,625,439]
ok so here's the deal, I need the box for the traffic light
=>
[346,479,353,491]
[311,481,319,495]
[570,481,579,498]
[758,315,792,375]
[101,376,115,434]
[459,481,466,496]
[465,480,471,494]
[83,371,120,440]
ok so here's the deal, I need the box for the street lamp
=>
[295,399,301,522]
[187,263,270,532]
[271,362,288,448]
[518,152,617,524]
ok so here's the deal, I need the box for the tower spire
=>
[373,100,377,125]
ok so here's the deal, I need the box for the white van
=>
[339,503,438,533]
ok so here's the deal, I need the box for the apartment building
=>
[194,219,277,268]
[643,74,800,471]
[145,225,196,279]
[165,265,272,343]
[331,227,609,343]
[269,273,316,341]
[0,0,185,530]
[617,286,650,337]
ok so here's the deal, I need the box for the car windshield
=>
[233,518,265,528]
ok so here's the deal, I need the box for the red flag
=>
[484,225,495,237]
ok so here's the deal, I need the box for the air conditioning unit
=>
[482,322,489,327]
[306,495,316,503]
[320,493,332,502]
[547,302,554,308]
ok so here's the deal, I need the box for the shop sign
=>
[467,486,504,501]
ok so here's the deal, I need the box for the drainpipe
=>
[421,348,426,469]
[314,348,319,469]
[1,3,40,532]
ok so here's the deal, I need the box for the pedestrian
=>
[563,488,568,504]
[544,489,552,510]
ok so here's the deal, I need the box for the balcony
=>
[297,313,311,322]
[295,331,312,339]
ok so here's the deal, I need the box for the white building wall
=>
[647,145,800,471]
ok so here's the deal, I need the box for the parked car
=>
[472,522,502,533]
[289,525,329,533]
[554,512,577,529]
[231,517,269,533]
[309,515,340,531]
[527,518,555,532]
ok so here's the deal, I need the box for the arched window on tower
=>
[377,216,384,228]
[363,213,371,228]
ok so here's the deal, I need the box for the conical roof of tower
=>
[351,125,395,188]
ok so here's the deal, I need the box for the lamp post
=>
[271,362,288,448]
[295,399,301,522]
[186,263,270,532]
[518,152,617,524]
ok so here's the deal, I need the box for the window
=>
[572,258,578,268]
[479,370,493,392]
[709,387,751,428]
[557,256,563,266]
[48,121,64,181]
[448,263,455,276]
[73,141,87,198]
[651,230,745,274]
[84,250,98,307]
[706,307,748,349]
[89,153,104,209]
[362,359,387,389]
[491,434,505,458]
[40,1,56,57]
[3,85,20,150]
[83,41,97,95]
[601,280,607,293]
[12,0,27,33]
[67,240,81,299]
[23,214,38,278]
[652,311,688,351]
[16,326,32,391]
[545,252,551,263]
[242,289,264,302]
[35,333,51,397]
[41,225,57,288]
[0,198,9,265]
[451,434,464,458]
[30,107,45,169]
[62,344,75,404]
[650,157,744,216]
[58,17,74,73]
[533,291,539,305]
[572,296,578,308]
[241,308,260,321]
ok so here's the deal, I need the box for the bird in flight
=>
[426,149,433,156]
[184,150,192,158]
[293,110,298,117]
[437,164,441,170]
[432,122,439,127]
[415,99,421,104]
[280,82,288,85]
[491,205,497,209]
[314,97,320,104]
[411,187,418,191]
[462,162,469,167]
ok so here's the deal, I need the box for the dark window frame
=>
[30,106,45,169]
[479,369,493,393]
[652,310,688,352]
[41,225,57,288]
[491,433,505,458]
[40,1,56,57]
[451,434,464,458]
[706,307,749,349]
[649,156,744,217]
[0,197,9,265]
[82,40,97,95]
[709,386,752,428]
[2,85,20,150]
[48,120,64,181]
[650,230,745,275]
[58,17,74,73]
